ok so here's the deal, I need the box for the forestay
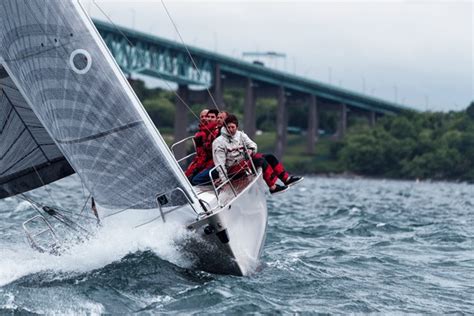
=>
[0,0,199,210]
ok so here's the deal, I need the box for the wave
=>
[0,211,194,287]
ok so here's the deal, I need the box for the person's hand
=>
[246,149,253,157]
[213,178,223,186]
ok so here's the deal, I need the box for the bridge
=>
[93,19,413,158]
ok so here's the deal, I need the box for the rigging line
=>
[18,193,99,222]
[32,164,58,207]
[93,1,204,125]
[79,191,92,215]
[159,0,220,111]
[80,179,86,206]
[158,1,233,134]
[102,200,143,218]
[18,193,41,208]
[92,0,209,131]
[17,193,49,219]
[92,0,135,48]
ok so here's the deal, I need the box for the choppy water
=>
[1,175,473,314]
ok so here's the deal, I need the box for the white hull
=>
[184,174,268,276]
[99,172,268,276]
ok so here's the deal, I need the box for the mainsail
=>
[0,0,200,210]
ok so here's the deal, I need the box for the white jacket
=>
[212,127,257,180]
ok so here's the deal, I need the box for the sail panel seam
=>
[3,90,50,162]
[0,128,28,160]
[1,146,40,176]
[0,107,14,133]
[3,104,33,111]
[0,156,73,185]
[55,120,143,144]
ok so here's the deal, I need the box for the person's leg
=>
[191,168,213,185]
[227,160,251,180]
[263,154,304,187]
[263,154,289,182]
[251,154,278,188]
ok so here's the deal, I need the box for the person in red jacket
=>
[190,111,228,185]
[184,109,208,179]
[185,109,219,181]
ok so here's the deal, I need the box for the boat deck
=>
[193,172,258,212]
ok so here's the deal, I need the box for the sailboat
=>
[0,0,268,276]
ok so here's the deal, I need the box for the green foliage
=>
[256,98,277,131]
[338,101,474,181]
[142,93,175,128]
[328,141,344,160]
[223,88,244,118]
[465,101,474,120]
[389,116,417,139]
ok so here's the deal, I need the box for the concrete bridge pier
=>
[307,94,319,154]
[174,84,189,159]
[244,77,256,139]
[334,103,347,140]
[213,64,224,108]
[369,111,376,127]
[275,85,287,159]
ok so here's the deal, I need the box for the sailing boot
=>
[270,184,289,195]
[285,175,304,187]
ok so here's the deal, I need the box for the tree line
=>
[336,102,474,181]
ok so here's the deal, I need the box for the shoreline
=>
[297,171,474,185]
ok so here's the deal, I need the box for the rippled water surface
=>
[1,175,473,313]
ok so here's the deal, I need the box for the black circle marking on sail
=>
[73,53,88,70]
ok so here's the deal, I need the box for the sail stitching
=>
[0,146,40,176]
[0,83,18,90]
[3,90,50,163]
[3,104,33,112]
[0,157,71,184]
[0,106,14,133]
[55,120,143,144]
[0,128,28,160]
[2,1,86,63]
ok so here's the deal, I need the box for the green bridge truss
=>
[94,19,412,114]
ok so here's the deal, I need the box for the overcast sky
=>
[83,0,473,111]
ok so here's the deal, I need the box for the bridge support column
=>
[335,103,347,140]
[244,77,256,139]
[307,95,319,154]
[174,84,189,159]
[213,64,224,108]
[369,111,376,127]
[276,85,287,159]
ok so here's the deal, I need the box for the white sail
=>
[0,0,200,210]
